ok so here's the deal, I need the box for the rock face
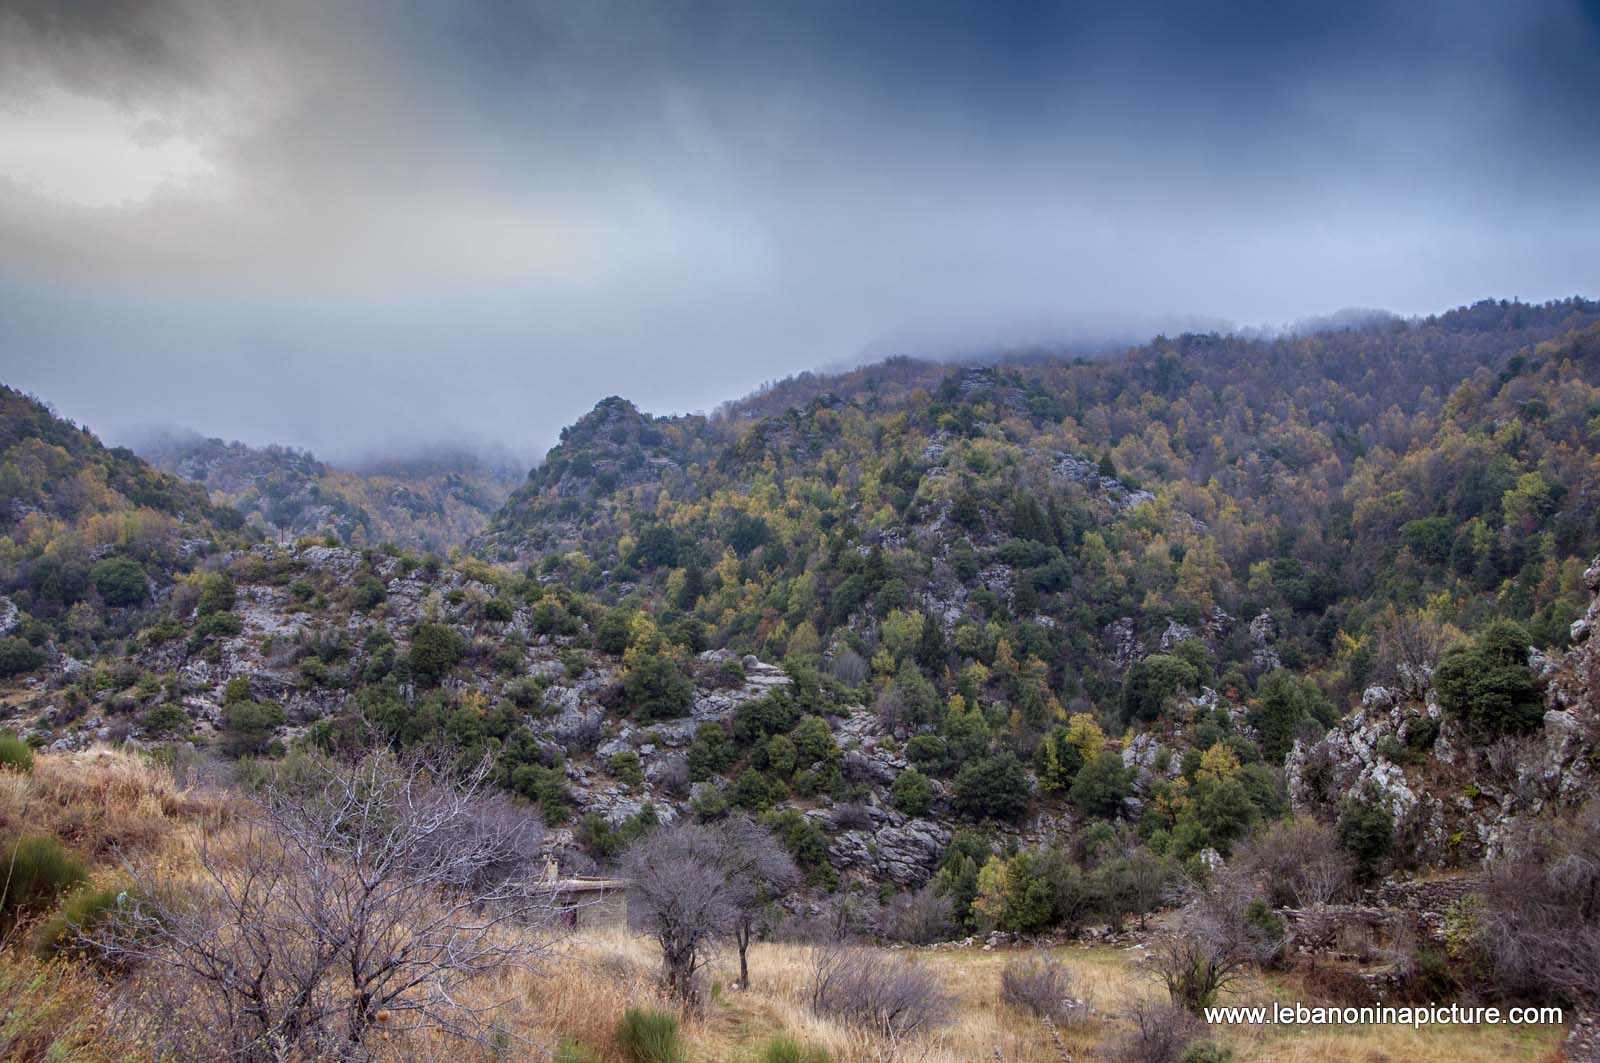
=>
[1289,555,1600,864]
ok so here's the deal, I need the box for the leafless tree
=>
[622,815,797,1000]
[1237,818,1352,910]
[86,749,558,1063]
[880,883,954,944]
[1148,867,1282,1013]
[1371,607,1457,698]
[718,815,800,990]
[1481,799,1600,1003]
[1124,846,1177,930]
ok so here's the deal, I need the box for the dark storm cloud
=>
[0,0,1595,460]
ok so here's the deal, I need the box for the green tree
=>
[1432,621,1545,740]
[1069,751,1131,819]
[1121,655,1199,723]
[1336,781,1394,879]
[952,753,1031,822]
[890,767,933,816]
[408,622,465,686]
[221,700,287,757]
[624,651,695,722]
[91,556,148,607]
[197,573,236,616]
[1249,670,1333,761]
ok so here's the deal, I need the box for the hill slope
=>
[137,431,522,553]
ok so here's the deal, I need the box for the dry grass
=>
[0,747,237,870]
[0,952,135,1063]
[0,752,1573,1063]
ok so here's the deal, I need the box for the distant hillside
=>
[478,297,1600,706]
[136,431,522,554]
[0,384,248,660]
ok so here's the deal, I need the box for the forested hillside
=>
[137,431,521,553]
[481,298,1600,713]
[3,296,1600,941]
[0,387,250,673]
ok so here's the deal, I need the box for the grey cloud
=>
[0,0,1595,460]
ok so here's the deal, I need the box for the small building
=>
[541,856,630,931]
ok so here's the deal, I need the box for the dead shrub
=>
[809,945,951,1040]
[999,953,1084,1024]
[1108,999,1204,1063]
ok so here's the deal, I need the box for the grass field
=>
[0,750,1572,1063]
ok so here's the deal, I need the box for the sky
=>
[1,0,1597,463]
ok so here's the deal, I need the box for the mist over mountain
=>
[4,0,1600,1057]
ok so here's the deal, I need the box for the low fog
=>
[1,0,1596,460]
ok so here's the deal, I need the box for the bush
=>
[613,1007,684,1063]
[0,637,46,678]
[1110,1000,1204,1063]
[34,885,141,960]
[0,731,34,773]
[999,954,1078,1022]
[1432,621,1545,740]
[554,1043,603,1063]
[890,766,933,815]
[408,622,465,685]
[1181,1044,1235,1063]
[91,556,148,607]
[809,947,951,1038]
[756,1036,834,1063]
[0,836,89,931]
[952,753,1032,821]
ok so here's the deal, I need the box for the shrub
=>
[952,752,1032,821]
[890,766,933,816]
[609,749,645,788]
[91,556,148,607]
[554,1043,603,1063]
[0,836,89,931]
[1432,621,1545,740]
[0,637,46,679]
[34,885,141,960]
[757,1036,834,1063]
[1182,1044,1235,1063]
[1110,1000,1204,1063]
[809,946,951,1038]
[999,954,1078,1022]
[613,1007,684,1063]
[0,731,34,773]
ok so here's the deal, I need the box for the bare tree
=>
[719,815,800,990]
[1237,818,1351,910]
[1481,799,1600,1003]
[1124,846,1177,930]
[88,749,557,1063]
[1148,867,1281,1013]
[1371,607,1458,697]
[622,815,796,1000]
[880,883,955,944]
